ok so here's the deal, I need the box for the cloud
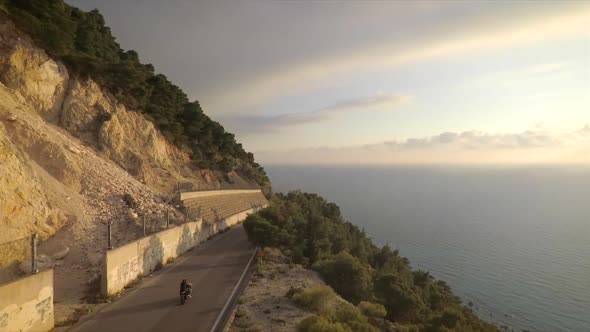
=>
[255,126,590,165]
[576,125,590,135]
[321,94,413,113]
[221,93,411,132]
[208,5,590,112]
[381,130,564,150]
[225,112,327,132]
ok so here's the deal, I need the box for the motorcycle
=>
[180,289,190,305]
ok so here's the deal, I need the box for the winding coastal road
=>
[69,226,255,332]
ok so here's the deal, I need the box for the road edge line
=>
[65,226,238,332]
[209,246,257,332]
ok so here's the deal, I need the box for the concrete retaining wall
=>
[102,205,266,295]
[214,208,258,232]
[179,189,262,201]
[102,219,205,295]
[0,269,54,332]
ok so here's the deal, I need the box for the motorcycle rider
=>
[180,279,193,299]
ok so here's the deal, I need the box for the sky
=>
[68,0,590,165]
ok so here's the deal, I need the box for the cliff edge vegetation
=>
[230,248,393,332]
[244,191,499,332]
[0,0,268,188]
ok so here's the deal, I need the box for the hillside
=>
[230,248,395,332]
[0,0,271,244]
[0,0,269,190]
[0,2,269,323]
[243,191,500,331]
[0,10,264,244]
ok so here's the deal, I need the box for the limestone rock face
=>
[0,17,268,327]
[0,15,256,271]
[0,121,65,246]
[0,20,69,121]
[97,103,189,180]
[0,19,195,192]
[60,79,113,144]
[57,74,193,188]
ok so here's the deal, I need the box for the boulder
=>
[50,246,70,260]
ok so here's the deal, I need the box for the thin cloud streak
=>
[256,126,590,165]
[222,93,412,132]
[322,94,413,112]
[380,130,564,150]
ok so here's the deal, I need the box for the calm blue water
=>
[267,165,590,332]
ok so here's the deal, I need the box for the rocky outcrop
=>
[60,76,193,189]
[0,17,253,194]
[59,79,111,144]
[0,14,266,324]
[0,120,65,245]
[0,12,263,258]
[94,92,191,183]
[0,18,69,121]
[0,16,254,270]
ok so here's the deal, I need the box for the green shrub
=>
[333,302,378,332]
[394,323,421,332]
[286,285,304,298]
[374,274,426,322]
[425,308,464,331]
[291,285,336,314]
[297,315,351,332]
[313,252,373,304]
[243,214,279,248]
[357,301,387,319]
[232,307,254,329]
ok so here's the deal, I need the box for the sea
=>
[266,165,590,332]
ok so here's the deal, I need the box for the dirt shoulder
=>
[228,249,324,332]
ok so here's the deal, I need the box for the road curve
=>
[69,226,254,332]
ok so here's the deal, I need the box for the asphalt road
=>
[69,226,255,332]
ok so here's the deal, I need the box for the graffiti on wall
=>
[104,210,262,295]
[141,236,164,273]
[0,312,8,328]
[113,257,139,288]
[0,286,53,332]
[34,296,51,322]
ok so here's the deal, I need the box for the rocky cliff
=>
[0,16,256,279]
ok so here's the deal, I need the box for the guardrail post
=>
[107,221,113,249]
[31,233,38,274]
